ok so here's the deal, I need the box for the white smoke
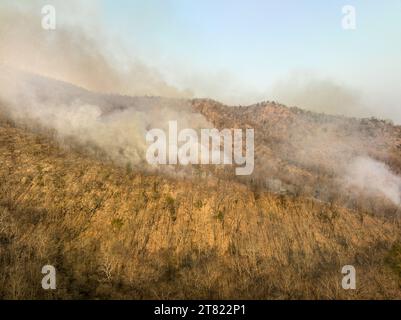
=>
[344,156,401,206]
[0,0,191,98]
[0,67,212,169]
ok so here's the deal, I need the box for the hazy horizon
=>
[2,1,401,302]
[1,0,400,122]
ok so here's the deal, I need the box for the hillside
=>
[193,99,401,215]
[1,107,401,299]
[1,72,401,299]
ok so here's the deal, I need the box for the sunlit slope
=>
[194,99,401,214]
[1,112,401,299]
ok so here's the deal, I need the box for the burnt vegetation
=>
[1,95,401,299]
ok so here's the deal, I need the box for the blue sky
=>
[98,0,401,94]
[4,0,400,119]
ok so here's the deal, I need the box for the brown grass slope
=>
[193,99,401,215]
[1,111,401,299]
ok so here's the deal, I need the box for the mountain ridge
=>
[1,70,401,299]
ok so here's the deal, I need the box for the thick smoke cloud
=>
[0,67,211,170]
[0,0,212,172]
[344,156,401,206]
[0,0,191,98]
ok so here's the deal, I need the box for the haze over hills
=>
[1,69,401,299]
[2,0,401,303]
[2,67,401,212]
[194,99,401,212]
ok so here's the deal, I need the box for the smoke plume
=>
[0,0,191,98]
[344,156,401,206]
[0,67,211,171]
